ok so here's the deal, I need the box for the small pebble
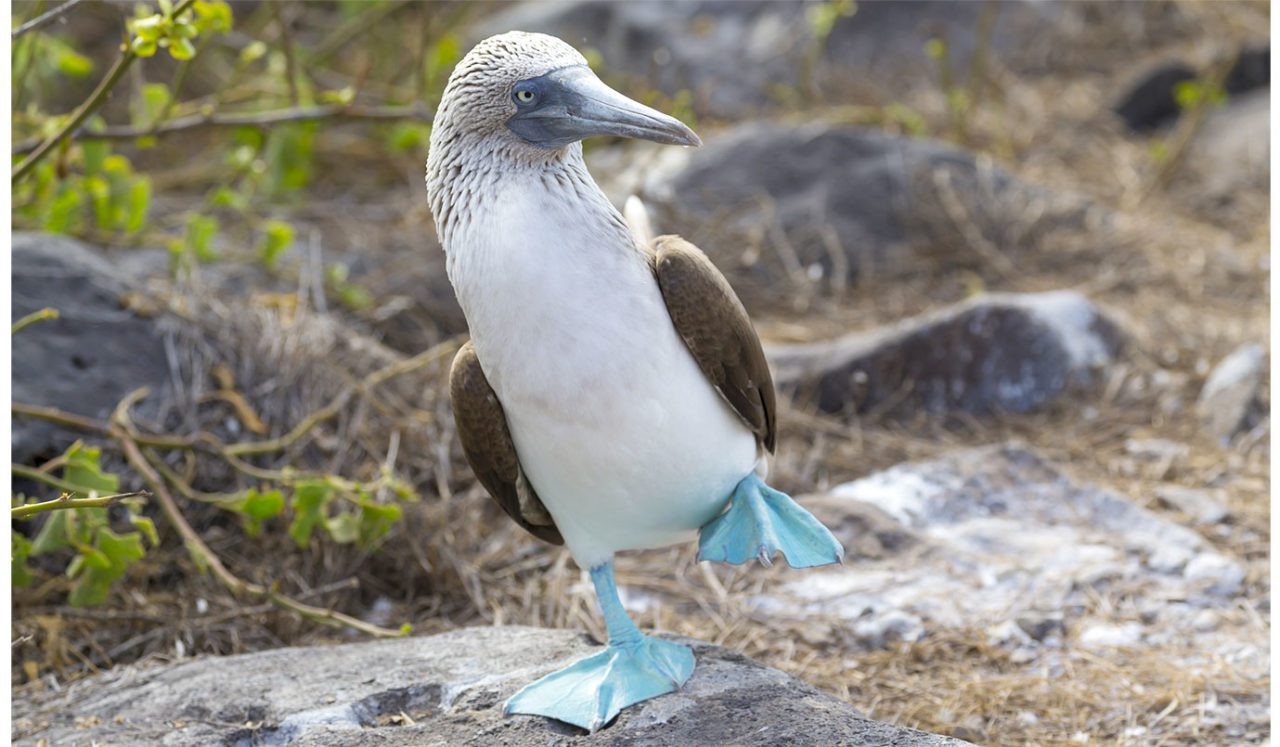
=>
[1184,553,1246,596]
[1078,622,1144,648]
[1192,609,1221,632]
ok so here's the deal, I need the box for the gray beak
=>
[506,65,701,149]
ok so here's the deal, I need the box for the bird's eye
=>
[514,88,536,104]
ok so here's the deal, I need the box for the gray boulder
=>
[1196,342,1267,445]
[766,290,1124,417]
[1186,88,1269,205]
[766,445,1262,676]
[607,123,1091,292]
[11,233,172,464]
[13,626,970,746]
[1113,45,1268,132]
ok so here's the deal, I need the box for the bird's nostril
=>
[71,354,94,370]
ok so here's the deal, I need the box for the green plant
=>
[11,0,431,268]
[12,443,155,607]
[10,0,453,636]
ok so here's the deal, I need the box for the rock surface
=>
[1196,342,1267,444]
[767,291,1123,417]
[11,233,172,464]
[607,123,1089,289]
[1187,88,1270,205]
[12,627,970,747]
[762,445,1262,677]
[1112,46,1269,132]
[1112,61,1197,132]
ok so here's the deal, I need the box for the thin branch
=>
[12,104,433,155]
[12,307,59,335]
[12,47,135,183]
[12,401,197,450]
[12,490,149,521]
[12,463,96,495]
[12,0,87,39]
[11,0,198,184]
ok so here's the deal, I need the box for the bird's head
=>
[433,31,701,159]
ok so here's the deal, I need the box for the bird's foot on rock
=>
[504,636,694,733]
[698,473,845,568]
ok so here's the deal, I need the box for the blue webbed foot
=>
[503,561,694,732]
[698,473,845,568]
[504,635,694,732]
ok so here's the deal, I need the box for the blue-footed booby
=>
[426,31,844,732]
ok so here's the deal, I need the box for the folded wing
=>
[650,235,777,454]
[449,341,564,545]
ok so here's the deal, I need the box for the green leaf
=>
[182,214,220,262]
[136,83,172,128]
[426,33,461,86]
[100,528,147,563]
[209,185,248,210]
[54,46,95,78]
[130,514,159,547]
[319,87,355,105]
[31,511,72,555]
[81,139,109,176]
[62,443,120,495]
[168,37,196,61]
[125,177,151,233]
[358,500,401,550]
[131,37,159,57]
[240,40,267,64]
[258,220,295,268]
[234,488,285,536]
[102,154,133,175]
[76,544,113,571]
[67,527,148,606]
[338,284,374,311]
[261,124,316,196]
[87,175,112,230]
[193,0,234,33]
[325,512,360,544]
[43,186,82,234]
[288,479,334,548]
[130,15,164,39]
[326,264,374,311]
[386,123,431,153]
[12,534,34,588]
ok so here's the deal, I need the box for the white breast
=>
[446,170,757,567]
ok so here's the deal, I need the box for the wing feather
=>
[449,341,563,545]
[652,235,777,453]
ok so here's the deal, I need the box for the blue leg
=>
[504,560,694,732]
[698,472,845,568]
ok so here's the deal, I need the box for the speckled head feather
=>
[426,33,589,242]
[438,31,587,135]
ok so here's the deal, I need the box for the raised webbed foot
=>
[698,473,844,568]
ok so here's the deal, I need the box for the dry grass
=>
[11,1,1269,745]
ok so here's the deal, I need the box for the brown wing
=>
[449,341,563,545]
[651,235,777,453]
